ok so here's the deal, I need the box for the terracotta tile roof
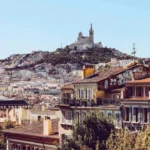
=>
[125,78,150,84]
[2,122,59,139]
[74,66,125,84]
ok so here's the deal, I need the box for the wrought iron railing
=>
[60,98,121,107]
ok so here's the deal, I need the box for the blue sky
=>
[0,0,150,59]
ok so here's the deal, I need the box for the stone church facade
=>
[69,24,102,50]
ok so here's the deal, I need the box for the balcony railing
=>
[61,98,95,107]
[99,98,121,105]
[60,98,121,107]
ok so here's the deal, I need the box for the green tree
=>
[61,112,114,150]
[135,125,150,150]
[106,129,137,150]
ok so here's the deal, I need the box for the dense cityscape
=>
[1,1,150,148]
[0,24,149,150]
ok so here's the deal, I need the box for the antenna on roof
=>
[132,43,137,61]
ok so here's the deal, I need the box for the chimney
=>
[81,64,94,79]
[43,119,52,136]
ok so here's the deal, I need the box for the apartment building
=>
[122,72,150,130]
[3,119,59,150]
[58,63,149,143]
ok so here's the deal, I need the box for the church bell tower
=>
[89,23,94,43]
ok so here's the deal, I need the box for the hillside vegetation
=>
[0,47,137,71]
[44,47,136,66]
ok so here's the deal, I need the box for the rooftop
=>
[74,66,125,84]
[123,97,150,101]
[74,64,144,84]
[0,99,29,106]
[125,77,150,85]
[2,122,59,139]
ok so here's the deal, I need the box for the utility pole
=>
[132,43,137,62]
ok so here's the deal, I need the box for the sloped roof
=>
[74,66,125,84]
[73,64,144,84]
[2,122,59,139]
[125,77,150,84]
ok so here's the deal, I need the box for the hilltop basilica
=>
[69,24,102,50]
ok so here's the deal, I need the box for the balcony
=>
[61,98,95,107]
[59,98,121,107]
[134,72,150,80]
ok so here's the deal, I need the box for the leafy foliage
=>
[61,112,114,150]
[106,129,137,150]
[106,125,150,150]
[44,47,135,66]
[134,125,150,150]
[60,112,150,150]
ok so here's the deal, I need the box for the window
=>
[80,89,84,98]
[145,87,149,97]
[61,134,66,143]
[107,111,112,118]
[134,107,138,122]
[116,113,120,122]
[62,111,65,123]
[136,87,143,97]
[75,89,78,98]
[100,110,105,116]
[128,87,133,97]
[144,108,148,123]
[45,116,50,120]
[87,89,92,99]
[87,89,89,98]
[22,146,26,150]
[78,89,80,98]
[85,89,87,98]
[68,111,72,124]
[38,116,41,121]
[126,108,129,121]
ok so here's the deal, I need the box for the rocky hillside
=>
[44,46,137,66]
[0,46,137,71]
